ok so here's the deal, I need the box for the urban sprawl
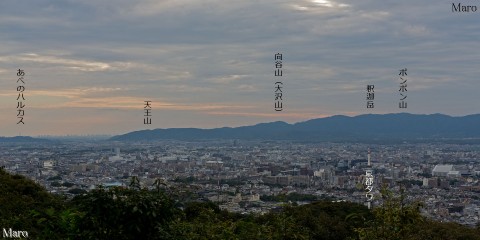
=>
[2,140,480,227]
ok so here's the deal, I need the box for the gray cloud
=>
[0,0,479,135]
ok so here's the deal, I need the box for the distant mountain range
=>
[110,113,480,142]
[0,136,51,143]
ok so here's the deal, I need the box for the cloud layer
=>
[0,0,479,136]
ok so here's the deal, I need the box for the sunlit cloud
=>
[61,100,255,112]
[237,84,258,92]
[19,53,111,71]
[208,74,249,84]
[0,86,256,112]
[0,53,139,72]
[291,0,350,11]
[0,87,126,99]
[206,111,331,120]
[291,5,309,11]
[312,0,334,7]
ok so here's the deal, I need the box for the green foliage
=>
[411,220,480,240]
[355,186,425,240]
[67,188,87,195]
[0,168,65,237]
[354,185,480,240]
[72,186,179,240]
[173,176,196,184]
[258,205,310,240]
[168,208,240,240]
[284,201,372,240]
[260,193,321,202]
[184,201,221,219]
[30,208,83,240]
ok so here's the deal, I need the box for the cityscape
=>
[2,137,480,227]
[2,0,480,238]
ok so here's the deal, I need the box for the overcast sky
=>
[1,0,479,136]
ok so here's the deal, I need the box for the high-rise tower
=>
[365,148,374,209]
[367,148,371,167]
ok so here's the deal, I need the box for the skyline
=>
[3,112,480,139]
[1,0,479,136]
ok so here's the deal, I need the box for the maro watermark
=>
[2,228,29,238]
[452,3,478,12]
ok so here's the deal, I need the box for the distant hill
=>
[0,136,52,143]
[110,113,480,142]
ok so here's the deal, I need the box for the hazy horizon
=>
[2,112,478,138]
